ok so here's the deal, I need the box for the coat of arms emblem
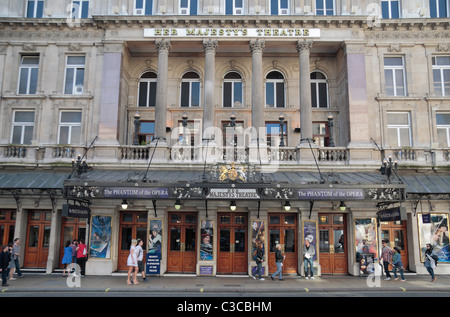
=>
[218,162,247,182]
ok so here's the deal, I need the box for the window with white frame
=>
[138,72,157,107]
[179,0,197,15]
[64,56,85,95]
[430,0,448,18]
[311,71,329,108]
[266,122,287,147]
[26,0,44,18]
[387,112,411,147]
[71,1,89,19]
[223,72,243,108]
[11,111,35,145]
[271,0,289,15]
[265,71,285,108]
[18,55,39,95]
[316,0,335,15]
[134,0,153,15]
[432,56,450,96]
[381,0,400,19]
[180,72,201,107]
[58,111,82,145]
[436,113,450,147]
[384,56,407,96]
[226,0,244,15]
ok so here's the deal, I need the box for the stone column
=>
[249,39,265,144]
[202,39,218,140]
[154,39,171,143]
[296,40,313,145]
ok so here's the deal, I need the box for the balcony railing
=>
[1,144,449,167]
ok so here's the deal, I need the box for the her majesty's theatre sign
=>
[144,28,320,38]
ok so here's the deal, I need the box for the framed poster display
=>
[200,220,214,261]
[147,219,163,275]
[354,218,378,260]
[89,215,112,259]
[418,213,449,263]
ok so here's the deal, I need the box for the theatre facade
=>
[0,0,449,276]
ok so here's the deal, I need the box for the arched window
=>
[266,71,285,108]
[138,72,157,107]
[180,71,201,107]
[223,71,243,108]
[310,71,329,108]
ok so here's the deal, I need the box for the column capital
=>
[249,39,265,54]
[296,39,313,54]
[202,39,218,54]
[155,39,171,54]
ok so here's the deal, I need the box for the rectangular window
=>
[266,122,287,146]
[138,121,155,144]
[58,111,82,145]
[271,0,289,15]
[313,122,330,147]
[316,0,335,15]
[436,113,450,147]
[11,111,35,145]
[181,81,200,107]
[265,82,285,108]
[64,56,85,95]
[18,56,39,95]
[134,0,153,15]
[432,56,450,96]
[381,0,400,19]
[138,81,157,107]
[180,0,197,15]
[226,0,244,15]
[26,0,44,18]
[430,0,448,18]
[387,112,411,147]
[223,81,243,107]
[71,1,89,19]
[384,56,407,96]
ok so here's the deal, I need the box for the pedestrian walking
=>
[76,239,88,277]
[251,242,265,280]
[381,239,393,280]
[70,240,78,265]
[7,243,16,280]
[391,247,406,281]
[62,241,73,277]
[127,239,139,285]
[0,245,11,287]
[303,238,315,279]
[136,239,147,282]
[270,244,285,281]
[424,243,438,282]
[11,238,23,278]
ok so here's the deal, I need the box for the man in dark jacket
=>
[0,245,11,286]
[251,242,265,280]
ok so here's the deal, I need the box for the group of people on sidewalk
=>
[0,238,24,286]
[126,239,147,285]
[61,239,88,277]
[251,238,316,281]
[381,239,439,283]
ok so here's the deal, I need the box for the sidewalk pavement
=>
[1,273,449,294]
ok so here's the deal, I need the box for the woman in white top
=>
[127,239,139,285]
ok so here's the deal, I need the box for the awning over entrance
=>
[0,170,69,190]
[61,168,408,203]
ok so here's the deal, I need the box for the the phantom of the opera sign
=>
[144,28,320,38]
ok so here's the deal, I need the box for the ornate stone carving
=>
[296,39,313,54]
[202,39,218,54]
[155,39,171,54]
[249,39,265,54]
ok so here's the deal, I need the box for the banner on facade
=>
[378,207,407,222]
[144,28,320,38]
[103,187,169,199]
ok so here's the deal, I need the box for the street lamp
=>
[327,113,335,147]
[121,200,129,210]
[279,113,285,147]
[230,112,236,147]
[71,154,88,177]
[230,201,237,211]
[284,201,291,211]
[133,112,141,145]
[379,156,398,183]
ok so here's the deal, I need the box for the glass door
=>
[118,211,147,271]
[268,213,297,274]
[318,214,347,274]
[167,213,197,273]
[24,211,51,268]
[381,220,408,270]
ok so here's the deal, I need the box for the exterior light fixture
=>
[379,155,398,183]
[339,201,346,212]
[279,113,286,147]
[121,199,129,210]
[133,112,141,145]
[230,201,237,211]
[174,200,181,210]
[284,201,291,211]
[327,113,335,147]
